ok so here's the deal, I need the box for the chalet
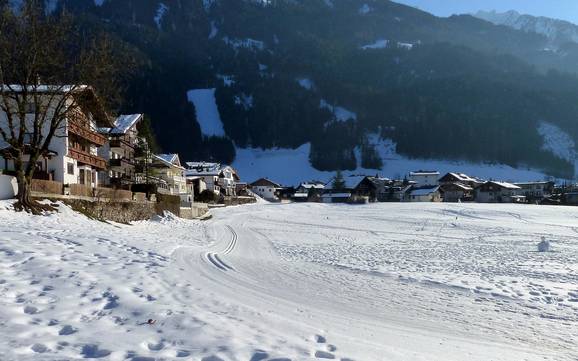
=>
[409,170,440,187]
[475,181,521,203]
[293,181,325,202]
[151,154,188,199]
[408,185,442,202]
[185,162,239,196]
[352,176,390,202]
[0,85,111,187]
[514,181,555,202]
[440,182,474,202]
[250,178,282,201]
[438,172,483,188]
[98,114,143,188]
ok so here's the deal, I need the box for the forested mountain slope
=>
[7,0,578,178]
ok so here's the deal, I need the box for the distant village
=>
[1,86,578,216]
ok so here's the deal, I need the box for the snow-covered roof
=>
[410,171,440,176]
[445,183,473,191]
[300,182,325,189]
[293,192,309,198]
[250,178,282,188]
[185,162,222,176]
[410,186,440,196]
[487,181,521,190]
[153,153,184,170]
[444,172,479,182]
[111,114,143,135]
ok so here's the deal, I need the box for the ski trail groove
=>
[203,225,238,271]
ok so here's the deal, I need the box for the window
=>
[67,163,74,175]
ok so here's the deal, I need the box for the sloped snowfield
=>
[0,201,576,360]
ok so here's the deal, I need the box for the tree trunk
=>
[14,172,52,214]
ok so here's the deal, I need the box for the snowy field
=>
[0,201,577,360]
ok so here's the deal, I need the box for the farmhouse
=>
[440,182,474,202]
[475,181,521,203]
[250,178,282,201]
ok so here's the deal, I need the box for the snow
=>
[154,3,168,30]
[186,88,226,137]
[361,39,389,50]
[410,185,439,196]
[0,200,576,360]
[111,114,142,135]
[537,122,577,176]
[222,37,265,51]
[358,4,371,15]
[296,77,315,90]
[208,20,218,39]
[216,74,235,87]
[397,42,414,50]
[234,93,253,110]
[234,136,554,186]
[319,99,357,122]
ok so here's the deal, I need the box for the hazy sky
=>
[394,0,578,24]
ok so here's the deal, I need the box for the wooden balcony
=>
[68,119,107,146]
[68,147,107,170]
[109,157,134,168]
[110,138,135,150]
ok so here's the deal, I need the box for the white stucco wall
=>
[0,175,17,200]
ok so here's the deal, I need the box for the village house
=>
[440,182,474,202]
[98,114,143,188]
[250,178,282,201]
[293,181,325,202]
[0,85,111,187]
[352,176,390,202]
[185,162,239,196]
[438,172,484,188]
[151,153,189,201]
[409,170,440,187]
[408,185,442,202]
[320,190,352,203]
[475,181,521,203]
[514,181,555,203]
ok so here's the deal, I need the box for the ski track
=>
[0,201,576,360]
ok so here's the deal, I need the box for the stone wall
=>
[41,197,158,224]
[179,203,210,219]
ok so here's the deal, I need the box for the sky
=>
[394,0,578,25]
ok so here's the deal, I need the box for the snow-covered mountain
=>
[474,10,578,45]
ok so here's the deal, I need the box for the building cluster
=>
[248,170,574,205]
[0,86,245,205]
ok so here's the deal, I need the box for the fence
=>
[31,179,63,195]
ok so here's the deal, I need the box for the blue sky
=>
[394,0,578,24]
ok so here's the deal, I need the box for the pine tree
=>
[332,170,346,191]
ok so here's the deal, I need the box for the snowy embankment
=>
[1,200,576,360]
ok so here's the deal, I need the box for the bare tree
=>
[0,1,129,213]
